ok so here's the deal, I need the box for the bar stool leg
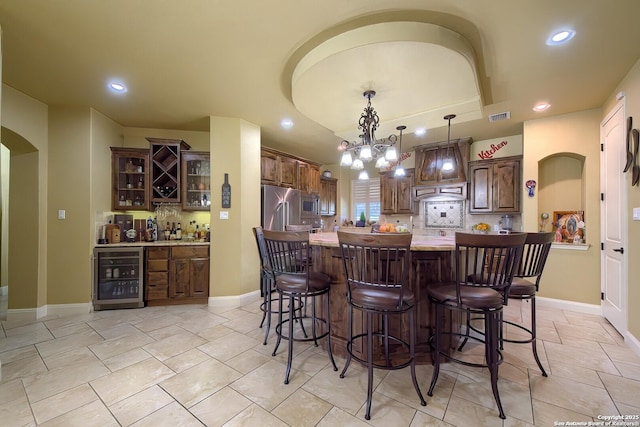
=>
[428,303,441,397]
[262,280,272,345]
[530,297,547,377]
[410,308,426,406]
[339,303,353,378]
[284,293,295,384]
[325,292,338,372]
[273,291,284,356]
[365,310,374,421]
[485,310,505,419]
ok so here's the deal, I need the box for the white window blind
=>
[352,178,380,222]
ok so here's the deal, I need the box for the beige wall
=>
[523,109,601,305]
[604,58,640,339]
[47,107,92,304]
[209,116,261,297]
[123,128,210,151]
[2,85,49,309]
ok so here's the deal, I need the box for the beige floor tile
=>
[176,312,228,334]
[613,361,640,381]
[195,323,235,341]
[189,387,253,427]
[302,361,383,415]
[0,382,35,426]
[38,399,119,427]
[600,341,640,366]
[0,344,40,364]
[272,388,333,427]
[530,372,617,417]
[0,353,48,382]
[544,340,619,375]
[615,402,640,417]
[49,322,97,339]
[223,403,290,427]
[132,313,184,333]
[4,321,49,337]
[555,322,617,344]
[355,391,417,425]
[421,367,458,420]
[231,359,310,411]
[160,358,243,408]
[198,330,261,361]
[89,329,155,360]
[531,399,593,426]
[163,348,211,373]
[146,324,188,340]
[102,347,152,371]
[0,327,54,353]
[443,395,504,427]
[35,329,104,358]
[108,385,174,426]
[142,329,207,361]
[224,348,272,374]
[129,401,203,427]
[547,360,605,388]
[223,312,265,334]
[30,383,98,424]
[316,406,372,427]
[90,357,175,406]
[598,371,640,408]
[410,410,455,426]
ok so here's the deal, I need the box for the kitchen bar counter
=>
[308,231,456,364]
[95,241,209,248]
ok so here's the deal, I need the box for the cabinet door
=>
[148,139,190,203]
[261,150,279,185]
[169,258,191,298]
[415,148,439,186]
[182,151,211,211]
[380,173,397,214]
[280,157,297,188]
[319,177,337,216]
[493,160,520,212]
[327,179,337,216]
[297,161,309,192]
[190,258,210,297]
[396,171,414,214]
[309,165,321,194]
[111,148,150,211]
[469,163,493,213]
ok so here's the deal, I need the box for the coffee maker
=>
[499,214,513,232]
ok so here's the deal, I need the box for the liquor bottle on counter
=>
[195,225,201,240]
[170,222,176,240]
[152,217,158,241]
[164,222,171,240]
[176,222,182,240]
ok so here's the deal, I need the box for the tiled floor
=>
[1,296,639,426]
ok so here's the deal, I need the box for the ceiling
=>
[1,1,639,165]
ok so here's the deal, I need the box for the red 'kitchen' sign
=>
[477,140,508,160]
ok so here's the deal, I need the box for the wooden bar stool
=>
[262,229,338,384]
[427,232,526,419]
[337,231,426,420]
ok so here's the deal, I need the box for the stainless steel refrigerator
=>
[261,185,301,230]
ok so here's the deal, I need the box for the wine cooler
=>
[93,247,144,310]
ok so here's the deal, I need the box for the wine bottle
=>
[195,225,200,240]
[152,217,158,241]
[222,173,231,208]
[176,222,182,240]
[164,222,171,240]
[171,222,176,240]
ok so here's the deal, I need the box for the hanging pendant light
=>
[442,114,456,172]
[394,125,406,177]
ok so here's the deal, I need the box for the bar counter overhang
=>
[308,231,456,364]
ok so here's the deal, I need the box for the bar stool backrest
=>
[253,226,270,274]
[262,230,311,284]
[455,232,527,305]
[338,231,412,310]
[515,232,555,290]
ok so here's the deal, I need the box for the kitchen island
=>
[308,231,456,364]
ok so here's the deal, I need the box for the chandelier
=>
[338,91,405,179]
[442,114,456,172]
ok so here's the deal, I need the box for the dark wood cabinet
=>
[469,157,521,213]
[260,148,320,193]
[320,176,337,216]
[181,151,211,211]
[414,139,469,187]
[147,138,191,203]
[260,150,280,186]
[280,156,298,188]
[380,169,414,214]
[146,245,209,305]
[111,148,150,211]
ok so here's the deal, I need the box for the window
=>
[352,177,380,222]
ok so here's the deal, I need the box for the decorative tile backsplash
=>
[425,200,465,229]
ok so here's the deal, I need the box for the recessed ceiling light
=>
[546,29,575,46]
[414,128,427,136]
[108,82,127,93]
[533,103,551,112]
[281,118,293,129]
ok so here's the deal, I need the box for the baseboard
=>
[536,296,601,316]
[8,303,92,321]
[625,331,640,358]
[208,290,261,310]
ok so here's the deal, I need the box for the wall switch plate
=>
[633,207,640,221]
[57,209,65,220]
[219,211,229,220]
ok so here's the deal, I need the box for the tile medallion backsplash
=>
[425,200,465,229]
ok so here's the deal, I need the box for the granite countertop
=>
[95,240,210,248]
[309,231,455,251]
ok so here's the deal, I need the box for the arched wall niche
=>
[537,152,586,235]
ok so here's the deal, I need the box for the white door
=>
[600,100,627,335]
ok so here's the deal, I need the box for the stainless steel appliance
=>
[300,193,322,229]
[261,185,302,231]
[93,247,144,310]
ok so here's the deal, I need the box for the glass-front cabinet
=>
[111,147,150,211]
[182,151,211,211]
[93,247,144,310]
